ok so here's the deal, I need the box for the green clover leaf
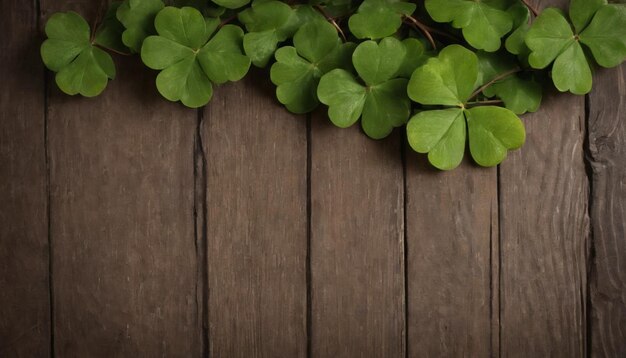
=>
[407,45,526,170]
[211,0,251,10]
[579,4,626,68]
[94,2,130,54]
[504,2,531,58]
[526,3,626,94]
[318,37,411,139]
[116,0,165,53]
[425,0,514,52]
[238,0,298,67]
[348,0,416,40]
[270,20,354,113]
[477,51,542,114]
[141,6,250,108]
[41,12,116,97]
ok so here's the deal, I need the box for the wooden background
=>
[1,0,624,357]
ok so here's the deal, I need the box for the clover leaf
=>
[425,0,514,52]
[41,12,116,97]
[407,45,525,170]
[94,2,130,54]
[348,0,416,39]
[141,6,250,108]
[318,37,410,139]
[116,0,165,53]
[504,2,531,58]
[525,2,626,94]
[270,20,354,113]
[238,0,299,67]
[211,0,251,10]
[477,51,542,114]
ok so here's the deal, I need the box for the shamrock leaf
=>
[466,106,525,166]
[117,0,165,53]
[476,51,542,114]
[578,5,626,68]
[211,0,251,10]
[408,44,477,106]
[310,0,355,18]
[318,37,410,139]
[270,20,354,113]
[504,2,531,57]
[41,12,116,97]
[238,0,298,67]
[425,0,514,52]
[396,38,428,78]
[94,2,130,54]
[348,0,416,39]
[407,45,525,170]
[526,3,626,94]
[407,109,466,170]
[141,6,250,108]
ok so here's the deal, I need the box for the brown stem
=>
[469,68,522,101]
[465,99,504,108]
[521,0,539,17]
[90,0,108,43]
[93,43,132,56]
[220,14,238,28]
[314,5,347,42]
[403,15,436,50]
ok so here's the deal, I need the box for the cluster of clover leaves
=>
[41,0,626,170]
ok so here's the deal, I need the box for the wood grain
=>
[309,118,404,357]
[588,64,626,358]
[498,5,589,358]
[0,1,49,357]
[405,156,497,357]
[499,13,589,352]
[43,1,201,356]
[202,70,307,357]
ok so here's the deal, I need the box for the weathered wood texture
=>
[405,157,498,357]
[0,1,49,357]
[588,63,626,358]
[42,1,201,356]
[310,118,405,357]
[499,3,589,355]
[202,72,307,357]
[2,0,626,356]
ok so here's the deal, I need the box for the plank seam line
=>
[38,0,55,354]
[195,109,210,358]
[306,113,312,358]
[496,165,502,358]
[401,130,409,358]
[583,93,596,358]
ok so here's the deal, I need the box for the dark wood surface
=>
[588,64,626,358]
[0,1,49,357]
[1,0,625,357]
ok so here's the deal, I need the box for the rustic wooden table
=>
[1,0,624,357]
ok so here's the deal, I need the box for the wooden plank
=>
[43,1,201,356]
[309,118,405,357]
[500,2,588,355]
[588,64,626,358]
[0,1,50,357]
[405,157,497,357]
[202,70,307,357]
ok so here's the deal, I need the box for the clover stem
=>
[468,67,522,101]
[521,0,539,17]
[403,15,437,50]
[220,14,238,28]
[90,0,108,43]
[93,43,132,56]
[466,99,504,108]
[314,5,347,42]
